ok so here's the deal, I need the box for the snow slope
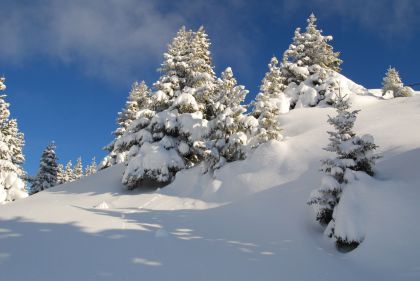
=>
[1,94,420,281]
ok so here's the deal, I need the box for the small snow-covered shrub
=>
[123,142,185,188]
[283,65,341,108]
[382,67,413,98]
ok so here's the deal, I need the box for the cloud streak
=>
[0,0,184,80]
[0,0,256,82]
[282,0,420,39]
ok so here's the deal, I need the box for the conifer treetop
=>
[283,13,342,72]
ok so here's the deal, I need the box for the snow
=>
[123,142,185,184]
[177,111,210,141]
[173,92,199,112]
[1,88,420,280]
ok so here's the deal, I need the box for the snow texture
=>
[1,88,420,280]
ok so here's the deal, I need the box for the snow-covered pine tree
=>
[63,160,74,183]
[101,81,153,169]
[0,77,28,203]
[57,163,65,184]
[3,118,25,177]
[381,66,413,97]
[30,142,59,194]
[0,77,5,91]
[73,157,83,180]
[85,157,97,176]
[280,14,343,108]
[251,57,285,145]
[122,26,215,188]
[153,26,192,109]
[308,93,380,246]
[283,13,342,75]
[205,67,256,170]
[187,26,217,115]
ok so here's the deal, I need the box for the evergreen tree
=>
[283,13,342,74]
[57,163,65,184]
[279,14,344,108]
[31,142,59,194]
[0,77,5,91]
[153,26,192,109]
[382,66,413,97]
[123,26,216,188]
[63,160,74,183]
[101,81,153,169]
[73,157,83,180]
[251,57,285,144]
[3,118,25,176]
[0,76,28,203]
[85,157,97,176]
[205,67,255,170]
[308,93,380,245]
[187,26,217,115]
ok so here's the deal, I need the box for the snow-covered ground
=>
[1,92,420,281]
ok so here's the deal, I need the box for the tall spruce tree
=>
[31,142,59,194]
[187,26,217,115]
[122,26,216,188]
[0,77,28,203]
[308,93,380,246]
[153,26,192,109]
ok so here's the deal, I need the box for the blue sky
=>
[1,0,420,175]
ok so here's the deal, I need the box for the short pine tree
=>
[31,142,59,194]
[85,157,97,176]
[56,163,65,184]
[101,81,153,169]
[251,57,284,144]
[205,67,255,170]
[63,161,75,183]
[308,93,380,245]
[73,157,83,180]
[381,66,413,97]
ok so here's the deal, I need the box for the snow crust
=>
[1,89,420,281]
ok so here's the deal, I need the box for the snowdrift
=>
[1,87,420,280]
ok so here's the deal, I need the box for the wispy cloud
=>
[0,0,255,82]
[282,0,420,39]
[0,0,184,80]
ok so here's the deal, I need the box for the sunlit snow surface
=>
[1,90,420,281]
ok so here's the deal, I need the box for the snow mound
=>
[95,201,110,209]
[1,91,420,281]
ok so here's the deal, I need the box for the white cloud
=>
[282,0,420,39]
[0,0,258,83]
[0,0,184,80]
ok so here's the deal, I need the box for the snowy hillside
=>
[0,88,420,281]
